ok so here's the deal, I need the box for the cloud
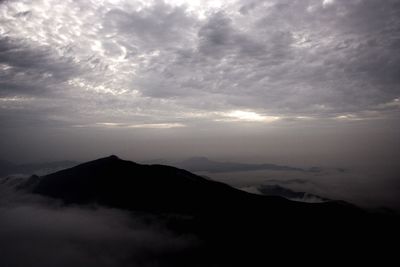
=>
[256,184,330,203]
[208,166,400,211]
[0,179,199,267]
[93,122,186,129]
[0,0,399,131]
[0,38,78,97]
[197,11,267,58]
[0,0,399,166]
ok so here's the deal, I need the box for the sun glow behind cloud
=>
[219,110,280,123]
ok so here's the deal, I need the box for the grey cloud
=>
[137,0,400,117]
[198,12,268,59]
[103,2,196,51]
[0,38,78,98]
[239,1,264,15]
[230,0,400,112]
[1,0,399,124]
[0,180,198,267]
[0,0,399,166]
[207,164,400,211]
[0,206,196,267]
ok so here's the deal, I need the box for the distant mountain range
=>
[0,156,319,179]
[25,155,346,215]
[147,156,309,173]
[11,155,398,265]
[0,160,78,177]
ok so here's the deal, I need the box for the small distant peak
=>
[87,155,123,165]
[107,155,120,160]
[186,156,210,162]
[94,155,121,162]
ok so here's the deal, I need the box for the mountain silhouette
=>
[32,155,354,216]
[26,155,399,265]
[33,155,266,214]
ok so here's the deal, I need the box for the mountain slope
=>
[31,155,365,220]
[27,155,399,265]
[32,155,297,214]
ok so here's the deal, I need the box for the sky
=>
[0,0,399,167]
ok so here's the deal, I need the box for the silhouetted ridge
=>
[33,155,275,214]
[33,156,366,217]
[104,154,120,160]
[29,156,400,265]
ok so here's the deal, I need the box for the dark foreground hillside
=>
[17,155,399,265]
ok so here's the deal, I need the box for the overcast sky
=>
[0,0,399,164]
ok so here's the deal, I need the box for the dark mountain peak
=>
[29,155,398,262]
[95,155,121,162]
[32,156,257,214]
[75,155,135,170]
[31,155,369,222]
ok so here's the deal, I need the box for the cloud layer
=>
[1,0,399,130]
[0,179,199,267]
